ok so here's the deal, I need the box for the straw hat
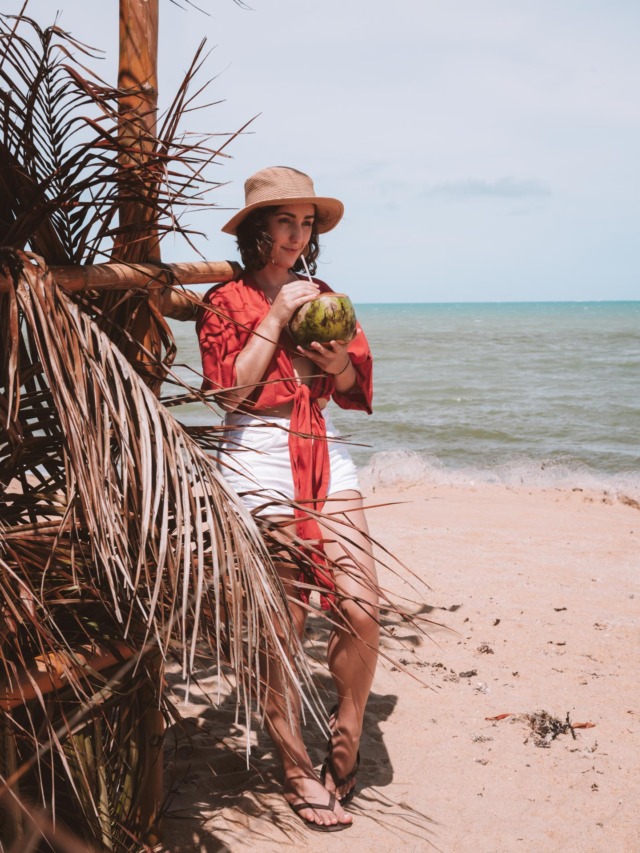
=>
[221,166,344,235]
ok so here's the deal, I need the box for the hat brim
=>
[221,196,344,235]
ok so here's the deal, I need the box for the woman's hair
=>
[236,205,321,274]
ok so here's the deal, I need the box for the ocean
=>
[166,301,640,496]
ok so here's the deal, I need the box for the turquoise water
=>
[165,302,640,493]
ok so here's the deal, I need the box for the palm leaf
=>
[0,13,230,265]
[1,247,314,694]
[0,248,321,848]
[0,8,252,391]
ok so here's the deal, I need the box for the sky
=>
[4,0,639,302]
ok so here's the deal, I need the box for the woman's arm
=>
[223,279,320,410]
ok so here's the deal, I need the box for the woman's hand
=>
[269,280,319,329]
[298,340,352,376]
[229,280,318,411]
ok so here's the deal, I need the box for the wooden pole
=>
[114,2,163,837]
[114,0,160,264]
[111,0,164,387]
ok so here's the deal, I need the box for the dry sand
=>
[159,483,639,853]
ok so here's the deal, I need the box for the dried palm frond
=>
[0,248,320,848]
[0,11,249,391]
[0,13,229,264]
[1,247,315,700]
[0,10,320,847]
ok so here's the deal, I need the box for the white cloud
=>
[423,178,552,202]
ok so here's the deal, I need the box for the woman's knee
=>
[337,594,380,636]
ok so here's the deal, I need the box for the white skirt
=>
[217,409,360,516]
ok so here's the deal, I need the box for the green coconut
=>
[289,293,357,347]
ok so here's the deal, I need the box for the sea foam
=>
[358,448,640,501]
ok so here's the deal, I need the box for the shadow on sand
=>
[158,610,440,850]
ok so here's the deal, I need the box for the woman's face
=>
[265,203,315,270]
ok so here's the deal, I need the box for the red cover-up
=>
[196,274,373,604]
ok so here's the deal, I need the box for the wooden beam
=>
[48,259,241,292]
[0,644,135,712]
[0,258,241,319]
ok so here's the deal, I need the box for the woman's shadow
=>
[301,612,397,790]
[159,607,438,849]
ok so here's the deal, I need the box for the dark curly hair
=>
[235,205,321,274]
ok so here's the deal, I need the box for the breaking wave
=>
[358,448,640,501]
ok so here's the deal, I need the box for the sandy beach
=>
[159,482,639,853]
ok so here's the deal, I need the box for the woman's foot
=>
[321,740,360,805]
[284,771,353,830]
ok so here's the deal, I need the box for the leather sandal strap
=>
[291,793,337,814]
[322,748,360,787]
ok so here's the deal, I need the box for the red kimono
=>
[196,274,373,602]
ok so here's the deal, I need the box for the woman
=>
[197,166,379,832]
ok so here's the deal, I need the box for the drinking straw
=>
[300,255,314,284]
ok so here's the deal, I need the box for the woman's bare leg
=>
[263,543,352,829]
[319,491,380,802]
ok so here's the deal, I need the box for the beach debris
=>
[554,607,567,611]
[477,643,494,654]
[618,494,640,511]
[527,711,578,747]
[492,618,501,626]
[485,711,596,748]
[443,672,460,683]
[398,656,434,671]
[459,669,478,679]
[394,658,462,686]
